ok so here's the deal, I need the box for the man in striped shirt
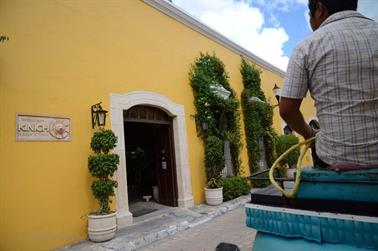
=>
[279,0,378,168]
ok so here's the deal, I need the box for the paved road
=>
[138,206,256,251]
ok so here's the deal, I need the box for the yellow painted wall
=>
[0,0,316,250]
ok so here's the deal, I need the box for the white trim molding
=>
[143,0,285,77]
[110,91,194,228]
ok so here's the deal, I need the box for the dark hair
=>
[308,0,358,17]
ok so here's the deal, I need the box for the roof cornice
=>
[143,0,285,77]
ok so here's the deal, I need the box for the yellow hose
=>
[269,137,315,198]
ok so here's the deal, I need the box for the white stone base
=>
[178,196,194,208]
[116,211,133,229]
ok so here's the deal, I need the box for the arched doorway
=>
[124,105,178,207]
[110,91,194,228]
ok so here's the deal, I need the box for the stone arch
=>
[109,91,194,228]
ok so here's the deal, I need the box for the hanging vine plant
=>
[0,35,9,43]
[189,52,242,181]
[240,58,276,175]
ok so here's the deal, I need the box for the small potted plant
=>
[87,129,120,242]
[204,136,225,205]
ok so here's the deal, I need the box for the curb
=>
[57,195,250,251]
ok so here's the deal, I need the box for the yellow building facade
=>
[0,1,316,250]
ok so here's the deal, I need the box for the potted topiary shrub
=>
[87,129,120,242]
[204,136,225,205]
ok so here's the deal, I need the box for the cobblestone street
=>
[138,206,256,251]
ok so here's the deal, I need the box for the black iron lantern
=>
[272,83,281,104]
[91,102,108,129]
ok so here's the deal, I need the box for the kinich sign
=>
[16,114,71,141]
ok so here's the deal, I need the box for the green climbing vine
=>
[189,52,243,186]
[0,35,9,43]
[240,58,277,175]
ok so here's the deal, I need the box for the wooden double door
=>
[124,106,178,207]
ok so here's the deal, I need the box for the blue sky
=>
[253,0,311,58]
[171,0,378,71]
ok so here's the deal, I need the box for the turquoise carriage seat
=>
[296,167,378,202]
[246,167,378,250]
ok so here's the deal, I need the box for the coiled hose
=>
[269,137,315,198]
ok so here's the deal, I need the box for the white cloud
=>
[304,9,312,31]
[172,0,238,15]
[254,0,307,12]
[269,13,281,27]
[200,2,264,38]
[172,0,290,71]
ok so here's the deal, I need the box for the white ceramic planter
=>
[205,187,223,205]
[88,212,117,242]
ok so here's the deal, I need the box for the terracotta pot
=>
[88,212,117,242]
[205,187,223,205]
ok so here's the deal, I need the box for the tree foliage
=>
[88,129,119,214]
[276,134,300,167]
[204,136,225,188]
[240,58,277,175]
[189,53,243,186]
[223,176,251,201]
[90,129,117,154]
[0,35,9,43]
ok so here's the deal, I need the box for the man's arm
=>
[279,97,314,139]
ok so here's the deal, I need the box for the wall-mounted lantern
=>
[248,96,265,103]
[91,102,108,129]
[272,84,281,104]
[210,84,231,100]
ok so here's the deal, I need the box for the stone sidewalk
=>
[57,195,252,251]
[139,206,256,251]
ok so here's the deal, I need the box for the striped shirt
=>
[281,11,378,166]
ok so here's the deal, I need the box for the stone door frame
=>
[109,91,194,228]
